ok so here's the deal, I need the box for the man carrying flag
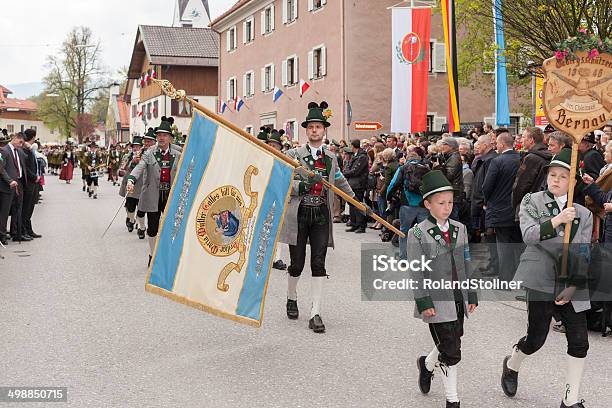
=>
[126,116,182,265]
[279,101,355,333]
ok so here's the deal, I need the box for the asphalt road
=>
[0,172,610,407]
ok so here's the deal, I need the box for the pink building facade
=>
[211,0,530,142]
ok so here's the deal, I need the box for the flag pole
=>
[152,78,403,237]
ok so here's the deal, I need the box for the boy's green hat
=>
[545,147,572,171]
[420,170,454,199]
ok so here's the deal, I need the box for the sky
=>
[0,0,236,88]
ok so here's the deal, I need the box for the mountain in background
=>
[5,82,45,99]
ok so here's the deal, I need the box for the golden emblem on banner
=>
[194,166,259,292]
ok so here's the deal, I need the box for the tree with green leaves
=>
[455,0,612,85]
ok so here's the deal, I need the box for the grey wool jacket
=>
[406,216,478,324]
[278,144,354,249]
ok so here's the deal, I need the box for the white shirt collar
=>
[555,194,568,209]
[500,148,513,154]
[307,144,323,160]
[437,220,450,232]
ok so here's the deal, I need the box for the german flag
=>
[441,0,460,132]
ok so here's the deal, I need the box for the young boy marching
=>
[500,148,593,408]
[407,170,478,408]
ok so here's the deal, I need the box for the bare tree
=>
[41,26,111,141]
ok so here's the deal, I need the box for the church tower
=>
[173,0,211,28]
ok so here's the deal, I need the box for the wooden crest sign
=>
[542,50,612,143]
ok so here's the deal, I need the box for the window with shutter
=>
[287,58,294,85]
[282,59,288,86]
[261,67,266,92]
[433,42,447,73]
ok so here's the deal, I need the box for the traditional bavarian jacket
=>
[82,152,103,176]
[407,216,478,324]
[127,144,181,212]
[514,190,593,312]
[278,144,354,249]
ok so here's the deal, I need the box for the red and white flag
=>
[299,79,310,97]
[391,7,431,133]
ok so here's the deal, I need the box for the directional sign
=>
[354,121,383,131]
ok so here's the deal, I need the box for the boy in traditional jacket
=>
[501,148,592,408]
[407,170,478,408]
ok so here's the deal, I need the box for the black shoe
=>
[273,260,287,270]
[13,235,32,242]
[346,226,358,232]
[27,232,41,238]
[93,194,97,199]
[0,237,8,246]
[446,401,460,408]
[355,227,366,234]
[560,400,586,408]
[501,355,518,397]
[308,314,325,333]
[417,356,434,394]
[88,190,92,197]
[82,186,86,192]
[137,228,146,239]
[286,299,299,320]
[126,219,134,233]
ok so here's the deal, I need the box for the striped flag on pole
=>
[299,79,310,97]
[391,7,431,133]
[272,86,283,103]
[493,0,510,127]
[441,0,461,132]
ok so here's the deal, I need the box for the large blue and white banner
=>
[145,108,294,327]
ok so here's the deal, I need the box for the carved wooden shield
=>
[542,51,612,143]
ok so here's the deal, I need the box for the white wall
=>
[0,118,57,144]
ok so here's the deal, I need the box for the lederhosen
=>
[86,153,100,187]
[146,149,173,238]
[429,227,465,367]
[288,148,330,278]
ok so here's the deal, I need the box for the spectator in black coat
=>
[21,128,41,239]
[434,137,464,221]
[482,132,522,282]
[511,127,552,218]
[343,139,369,233]
[579,132,605,179]
[471,134,499,274]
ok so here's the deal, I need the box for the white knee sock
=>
[287,276,299,301]
[275,245,282,261]
[127,211,135,222]
[136,216,145,230]
[148,236,156,255]
[310,276,324,318]
[439,363,459,403]
[92,185,98,195]
[425,346,439,372]
[507,344,527,372]
[563,356,586,406]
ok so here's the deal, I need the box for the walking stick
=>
[101,196,127,238]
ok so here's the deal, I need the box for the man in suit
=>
[21,129,41,238]
[0,131,18,245]
[127,116,181,265]
[482,131,522,282]
[0,132,30,241]
[278,101,355,333]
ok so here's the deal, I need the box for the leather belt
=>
[301,195,327,207]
